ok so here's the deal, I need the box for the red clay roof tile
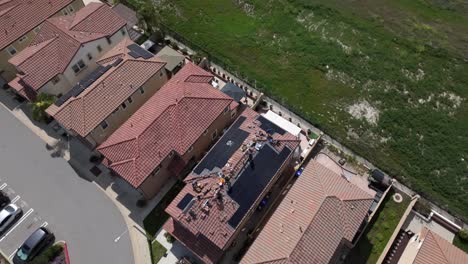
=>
[97,62,234,188]
[413,228,468,264]
[164,108,300,264]
[8,3,126,92]
[0,0,75,50]
[241,160,374,264]
[46,38,166,138]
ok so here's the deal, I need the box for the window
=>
[18,35,28,43]
[62,5,74,15]
[188,146,194,152]
[100,120,108,129]
[106,38,112,45]
[97,45,102,53]
[203,129,208,135]
[160,71,163,77]
[87,53,92,60]
[139,87,144,94]
[224,107,229,114]
[212,130,218,140]
[168,151,174,158]
[71,60,86,74]
[7,46,16,56]
[51,75,60,85]
[112,108,118,115]
[34,26,41,33]
[121,28,126,36]
[127,97,133,104]
[231,111,236,118]
[121,102,127,109]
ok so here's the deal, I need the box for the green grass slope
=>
[153,0,468,219]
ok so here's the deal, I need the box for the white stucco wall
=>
[40,27,127,95]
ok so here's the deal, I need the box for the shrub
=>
[169,42,179,50]
[459,229,468,242]
[164,232,175,243]
[30,245,63,264]
[414,200,431,217]
[180,48,188,55]
[30,93,56,122]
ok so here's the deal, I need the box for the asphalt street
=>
[0,107,133,263]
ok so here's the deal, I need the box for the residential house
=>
[164,107,301,264]
[111,3,142,41]
[97,62,239,199]
[241,159,376,264]
[0,0,85,85]
[394,228,468,264]
[8,2,127,101]
[46,37,167,148]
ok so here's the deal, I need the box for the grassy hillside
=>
[152,0,468,219]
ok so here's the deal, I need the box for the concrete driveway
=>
[0,106,133,264]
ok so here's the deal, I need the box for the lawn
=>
[150,240,167,264]
[347,190,411,264]
[453,234,468,254]
[147,0,468,220]
[143,181,185,237]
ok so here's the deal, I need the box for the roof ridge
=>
[46,18,81,45]
[12,36,57,67]
[429,230,451,263]
[70,2,103,30]
[109,157,135,167]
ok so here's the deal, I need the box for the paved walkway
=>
[0,90,133,263]
[0,88,151,264]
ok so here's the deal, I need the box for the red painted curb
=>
[63,242,71,264]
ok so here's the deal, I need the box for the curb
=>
[55,241,71,264]
[63,242,71,264]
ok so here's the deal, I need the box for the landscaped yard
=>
[143,181,185,237]
[150,240,167,264]
[139,0,468,220]
[347,190,411,264]
[453,233,468,253]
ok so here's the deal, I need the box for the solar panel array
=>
[257,115,286,135]
[127,43,154,59]
[227,144,292,228]
[193,116,249,175]
[177,193,194,210]
[55,64,112,106]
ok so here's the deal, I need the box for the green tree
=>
[30,93,56,122]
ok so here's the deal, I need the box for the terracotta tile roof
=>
[8,2,126,92]
[97,62,234,188]
[0,0,75,50]
[413,228,468,264]
[46,38,165,138]
[241,160,374,264]
[112,3,138,27]
[164,108,300,264]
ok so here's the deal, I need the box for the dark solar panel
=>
[257,115,286,135]
[193,116,249,175]
[54,65,113,106]
[113,57,124,66]
[221,83,246,102]
[227,144,292,228]
[127,43,154,59]
[177,193,194,210]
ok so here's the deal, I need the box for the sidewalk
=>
[0,88,154,264]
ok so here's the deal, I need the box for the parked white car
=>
[0,204,22,233]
